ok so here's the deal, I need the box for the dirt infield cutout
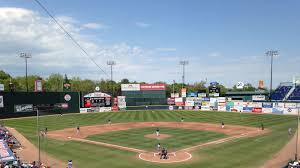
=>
[47,122,268,164]
[144,133,172,140]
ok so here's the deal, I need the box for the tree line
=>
[0,70,267,97]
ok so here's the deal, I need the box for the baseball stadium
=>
[0,1,300,168]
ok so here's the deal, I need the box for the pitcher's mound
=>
[139,151,192,163]
[144,134,171,139]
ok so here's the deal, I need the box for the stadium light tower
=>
[20,53,32,92]
[266,50,279,98]
[179,60,189,88]
[107,60,116,96]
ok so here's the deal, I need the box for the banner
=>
[197,93,206,98]
[262,108,272,113]
[252,95,266,101]
[140,84,166,90]
[181,88,187,97]
[217,97,226,103]
[262,102,273,108]
[187,92,197,97]
[34,80,43,92]
[252,107,262,113]
[14,104,33,113]
[185,100,194,107]
[0,84,4,91]
[283,108,298,115]
[243,107,253,112]
[0,96,3,108]
[171,93,179,98]
[121,84,140,91]
[167,98,175,105]
[252,102,262,108]
[284,103,297,109]
[117,96,126,109]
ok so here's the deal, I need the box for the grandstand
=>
[271,82,300,101]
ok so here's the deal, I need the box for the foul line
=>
[71,138,146,153]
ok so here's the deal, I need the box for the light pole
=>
[179,60,189,88]
[35,107,41,166]
[296,109,299,160]
[266,50,279,99]
[107,60,116,96]
[20,53,32,92]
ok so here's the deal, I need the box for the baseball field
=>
[3,110,298,168]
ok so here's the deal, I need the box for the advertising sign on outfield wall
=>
[252,107,262,113]
[262,108,272,113]
[197,93,206,97]
[121,84,140,91]
[262,102,273,108]
[167,98,175,105]
[252,102,262,108]
[283,108,298,115]
[169,106,174,110]
[252,95,266,101]
[297,103,300,108]
[243,107,253,112]
[218,97,226,103]
[185,101,194,107]
[140,84,166,90]
[117,96,126,109]
[0,96,3,108]
[284,103,297,109]
[14,104,34,113]
[175,97,183,103]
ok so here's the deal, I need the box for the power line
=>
[34,0,109,77]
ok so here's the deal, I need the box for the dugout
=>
[225,91,269,102]
[121,84,167,106]
[0,92,79,118]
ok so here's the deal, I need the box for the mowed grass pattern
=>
[3,111,298,168]
[87,127,227,151]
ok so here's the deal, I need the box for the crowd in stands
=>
[0,125,49,168]
[287,159,300,168]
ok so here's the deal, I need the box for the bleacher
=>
[271,85,292,101]
[288,85,300,101]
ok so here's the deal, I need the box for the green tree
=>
[44,73,63,91]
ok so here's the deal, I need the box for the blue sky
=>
[0,0,299,87]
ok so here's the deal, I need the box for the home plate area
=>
[139,151,192,163]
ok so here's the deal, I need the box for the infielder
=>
[181,117,184,122]
[108,119,111,125]
[76,125,80,134]
[221,121,225,129]
[156,128,160,137]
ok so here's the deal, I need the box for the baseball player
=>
[156,128,160,137]
[181,117,184,122]
[157,143,161,152]
[67,160,73,168]
[221,121,225,129]
[45,127,48,134]
[76,125,80,134]
[261,123,264,131]
[108,119,111,125]
[288,128,292,136]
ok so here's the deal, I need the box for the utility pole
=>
[179,60,189,88]
[107,60,116,96]
[266,50,278,99]
[20,53,32,92]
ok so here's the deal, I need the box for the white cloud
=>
[135,22,150,28]
[209,52,221,57]
[0,7,151,80]
[156,48,177,52]
[82,22,108,29]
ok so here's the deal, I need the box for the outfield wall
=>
[0,92,80,118]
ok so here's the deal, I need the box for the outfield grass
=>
[3,111,298,168]
[87,127,227,151]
